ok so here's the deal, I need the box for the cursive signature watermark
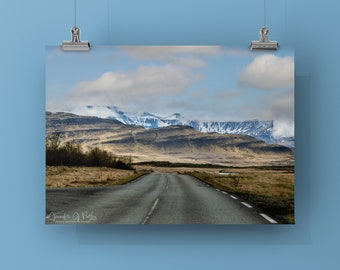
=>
[46,210,97,224]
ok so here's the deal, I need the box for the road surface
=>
[46,172,275,224]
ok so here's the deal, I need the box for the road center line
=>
[222,191,228,195]
[141,198,160,224]
[260,213,278,224]
[230,195,238,200]
[163,177,169,191]
[241,202,253,208]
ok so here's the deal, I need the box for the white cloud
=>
[239,54,294,90]
[222,48,251,57]
[237,54,295,137]
[208,89,295,137]
[121,46,252,63]
[273,119,294,138]
[258,90,294,138]
[270,91,294,138]
[121,46,223,69]
[172,57,207,68]
[121,46,222,60]
[54,64,201,113]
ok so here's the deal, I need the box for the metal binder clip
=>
[250,26,278,50]
[62,26,90,51]
[61,0,90,51]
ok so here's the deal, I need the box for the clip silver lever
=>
[250,26,278,50]
[61,0,90,51]
[62,26,90,51]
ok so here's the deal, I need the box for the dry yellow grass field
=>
[46,166,149,188]
[46,165,294,223]
[185,167,294,223]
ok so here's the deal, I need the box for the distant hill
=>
[46,112,294,166]
[67,105,294,147]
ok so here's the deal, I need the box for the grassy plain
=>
[136,164,294,224]
[185,167,294,224]
[46,166,149,188]
[46,164,294,224]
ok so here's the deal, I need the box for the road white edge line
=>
[260,213,278,224]
[241,202,253,208]
[222,191,228,195]
[230,195,238,200]
[141,198,160,224]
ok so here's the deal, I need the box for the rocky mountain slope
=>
[69,105,287,145]
[46,112,294,166]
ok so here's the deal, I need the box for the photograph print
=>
[46,46,294,224]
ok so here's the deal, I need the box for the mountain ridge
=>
[66,105,293,147]
[46,112,294,167]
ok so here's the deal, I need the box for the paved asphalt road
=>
[46,172,275,224]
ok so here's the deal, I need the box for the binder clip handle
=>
[61,0,90,51]
[250,26,279,51]
[62,26,90,51]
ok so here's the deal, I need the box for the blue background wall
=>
[0,0,338,269]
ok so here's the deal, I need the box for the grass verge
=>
[186,169,294,224]
[46,166,151,188]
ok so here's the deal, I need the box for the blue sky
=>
[46,46,294,137]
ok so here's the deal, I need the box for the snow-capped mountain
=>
[69,105,292,146]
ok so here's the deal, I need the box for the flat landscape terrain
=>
[46,166,148,188]
[46,165,294,224]
[46,112,294,167]
[46,172,273,224]
[46,113,294,224]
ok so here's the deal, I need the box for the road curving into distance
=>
[46,172,276,224]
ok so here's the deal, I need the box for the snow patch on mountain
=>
[69,105,293,147]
